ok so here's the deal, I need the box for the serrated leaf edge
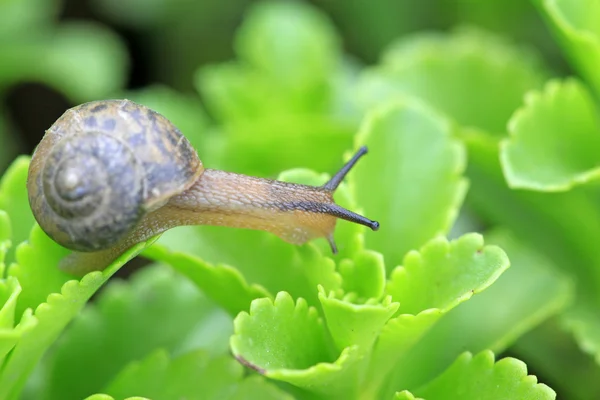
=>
[414,350,556,398]
[501,77,600,191]
[232,291,359,380]
[317,284,399,312]
[387,233,510,314]
[143,243,272,306]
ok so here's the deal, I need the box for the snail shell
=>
[27,99,203,252]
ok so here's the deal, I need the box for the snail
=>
[26,99,379,275]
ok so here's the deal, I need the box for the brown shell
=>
[27,99,204,252]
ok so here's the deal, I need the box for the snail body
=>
[27,99,379,274]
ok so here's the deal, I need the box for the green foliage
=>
[0,19,127,102]
[0,0,129,185]
[197,1,341,121]
[353,101,468,270]
[501,78,600,191]
[36,264,231,400]
[0,156,36,266]
[356,26,548,134]
[532,0,600,96]
[102,349,293,400]
[0,162,155,399]
[228,234,509,399]
[385,234,507,315]
[5,0,600,399]
[193,0,356,178]
[403,350,555,400]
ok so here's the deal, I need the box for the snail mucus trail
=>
[27,99,379,275]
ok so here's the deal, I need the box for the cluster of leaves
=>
[0,0,599,399]
[0,0,128,172]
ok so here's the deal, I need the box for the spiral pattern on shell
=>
[40,131,145,251]
[27,99,203,252]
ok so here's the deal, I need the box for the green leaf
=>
[0,210,11,276]
[318,286,399,352]
[234,1,340,87]
[7,225,71,321]
[534,0,600,97]
[353,100,467,271]
[410,350,556,400]
[0,156,35,266]
[394,391,424,400]
[338,250,386,302]
[459,230,573,351]
[84,396,149,400]
[231,292,363,398]
[0,0,58,37]
[0,276,21,363]
[450,0,545,44]
[0,237,153,399]
[152,227,341,312]
[357,26,547,134]
[143,246,271,316]
[35,264,230,400]
[195,1,343,122]
[463,128,600,300]
[386,233,509,315]
[84,395,124,400]
[382,229,573,396]
[501,78,600,191]
[364,310,441,399]
[102,349,292,400]
[228,376,296,400]
[195,63,276,122]
[149,236,339,312]
[152,169,343,310]
[0,22,128,102]
[562,304,600,365]
[0,275,19,329]
[41,22,129,101]
[511,319,600,400]
[362,233,509,398]
[266,341,363,400]
[232,292,335,370]
[209,117,354,179]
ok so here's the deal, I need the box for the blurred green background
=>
[0,0,570,174]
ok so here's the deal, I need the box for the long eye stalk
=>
[322,146,380,231]
[320,146,379,254]
[323,146,369,191]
